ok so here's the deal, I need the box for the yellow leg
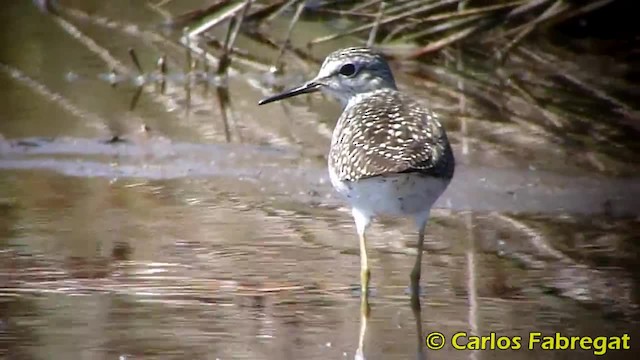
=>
[352,208,371,298]
[352,208,372,359]
[410,224,426,297]
[359,232,370,298]
[411,223,427,359]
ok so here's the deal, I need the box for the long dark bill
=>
[258,81,321,105]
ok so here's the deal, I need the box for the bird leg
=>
[352,209,371,358]
[359,232,370,298]
[352,208,371,298]
[410,220,427,298]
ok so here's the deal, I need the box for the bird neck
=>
[338,83,398,109]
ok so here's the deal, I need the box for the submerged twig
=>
[165,0,228,33]
[407,21,487,58]
[351,0,382,13]
[497,0,567,62]
[215,86,234,143]
[201,50,210,92]
[218,18,236,77]
[519,47,636,116]
[366,1,386,47]
[129,86,143,111]
[229,0,252,50]
[128,48,144,73]
[400,13,485,42]
[250,31,319,69]
[308,0,458,46]
[156,55,167,94]
[457,0,470,156]
[502,72,565,128]
[505,0,553,20]
[128,48,145,111]
[541,0,615,27]
[185,1,247,38]
[217,0,252,76]
[273,0,306,73]
[383,0,525,42]
[0,62,105,126]
[264,0,299,23]
[33,0,60,14]
[183,27,192,111]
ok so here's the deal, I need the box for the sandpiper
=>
[259,47,454,298]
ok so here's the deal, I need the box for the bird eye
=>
[339,63,357,77]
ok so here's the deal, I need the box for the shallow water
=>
[1,1,639,359]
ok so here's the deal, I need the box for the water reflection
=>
[1,169,639,359]
[355,294,370,360]
[411,281,426,360]
[355,284,429,360]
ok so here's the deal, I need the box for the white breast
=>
[329,166,449,221]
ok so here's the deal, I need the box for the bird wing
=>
[329,89,454,182]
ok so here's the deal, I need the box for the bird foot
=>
[350,284,376,298]
[404,285,425,297]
